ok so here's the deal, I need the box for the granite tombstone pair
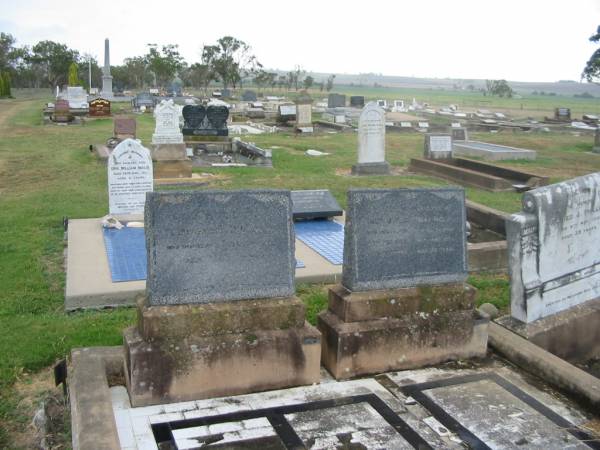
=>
[123,186,487,406]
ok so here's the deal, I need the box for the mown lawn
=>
[0,90,599,446]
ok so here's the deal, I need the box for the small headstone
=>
[349,96,365,108]
[114,117,136,140]
[424,134,453,160]
[152,99,183,144]
[507,172,600,322]
[277,104,296,123]
[451,122,462,128]
[108,139,153,215]
[554,107,571,121]
[291,190,343,220]
[132,92,155,111]
[418,122,429,128]
[451,127,468,141]
[52,99,72,123]
[88,98,111,117]
[400,121,412,128]
[145,190,295,305]
[295,91,313,131]
[328,93,346,108]
[352,102,390,175]
[241,90,257,102]
[342,188,468,291]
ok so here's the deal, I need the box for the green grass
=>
[0,90,599,446]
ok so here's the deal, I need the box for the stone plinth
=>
[125,295,321,406]
[318,283,488,379]
[151,143,191,179]
[351,161,391,175]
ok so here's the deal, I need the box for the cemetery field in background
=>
[1,90,600,446]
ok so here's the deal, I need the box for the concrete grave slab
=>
[453,140,537,161]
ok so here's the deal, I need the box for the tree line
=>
[0,32,336,93]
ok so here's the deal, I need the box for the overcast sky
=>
[2,0,600,82]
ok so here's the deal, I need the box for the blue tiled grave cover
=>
[294,219,344,265]
[103,226,306,282]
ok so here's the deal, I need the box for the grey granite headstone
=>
[450,127,468,141]
[291,190,343,220]
[342,188,468,291]
[424,133,453,160]
[145,190,295,305]
[507,172,600,322]
[350,96,365,108]
[242,90,257,102]
[328,93,346,108]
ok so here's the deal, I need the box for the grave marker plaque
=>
[291,190,343,220]
[145,190,295,305]
[425,133,453,160]
[108,139,153,215]
[88,98,111,117]
[114,117,136,139]
[342,188,468,291]
[507,172,600,322]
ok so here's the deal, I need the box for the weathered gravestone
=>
[124,190,321,406]
[424,133,453,160]
[151,99,190,179]
[328,93,346,108]
[66,86,88,109]
[182,104,229,137]
[108,139,153,215]
[52,99,73,123]
[352,102,390,175]
[241,90,257,102]
[114,117,136,140]
[291,189,343,220]
[507,172,600,323]
[318,188,487,379]
[277,103,296,123]
[295,91,313,132]
[451,127,468,141]
[132,92,156,111]
[554,107,571,122]
[88,98,111,117]
[350,95,365,108]
[593,128,600,154]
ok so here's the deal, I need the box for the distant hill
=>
[269,70,600,97]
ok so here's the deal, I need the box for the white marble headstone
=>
[152,99,184,144]
[108,139,153,215]
[66,86,88,109]
[357,102,386,164]
[507,172,600,322]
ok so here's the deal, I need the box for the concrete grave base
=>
[318,283,489,379]
[124,296,321,407]
[495,297,600,364]
[351,161,391,175]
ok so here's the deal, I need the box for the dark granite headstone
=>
[132,92,155,110]
[451,127,468,141]
[328,93,346,108]
[291,190,343,220]
[241,90,257,102]
[182,104,229,136]
[145,190,296,305]
[350,96,365,108]
[114,117,136,139]
[342,188,468,291]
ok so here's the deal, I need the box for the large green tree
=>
[207,36,261,89]
[144,44,186,87]
[28,40,79,88]
[582,25,600,83]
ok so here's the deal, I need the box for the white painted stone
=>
[424,134,453,160]
[152,99,183,144]
[108,139,153,215]
[507,172,600,322]
[357,102,386,164]
[66,86,88,109]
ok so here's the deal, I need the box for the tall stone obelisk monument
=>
[101,38,113,98]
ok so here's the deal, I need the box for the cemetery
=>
[2,8,600,449]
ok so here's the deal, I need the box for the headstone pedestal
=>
[124,190,321,406]
[151,99,190,179]
[318,188,488,379]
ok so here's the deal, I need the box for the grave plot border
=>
[378,373,600,450]
[151,393,432,449]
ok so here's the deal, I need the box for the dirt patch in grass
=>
[8,366,70,450]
